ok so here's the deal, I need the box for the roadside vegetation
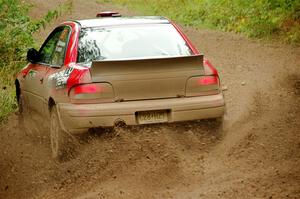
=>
[0,0,72,122]
[101,0,300,44]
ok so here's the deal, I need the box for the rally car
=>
[16,12,225,159]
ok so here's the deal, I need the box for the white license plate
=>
[137,110,168,124]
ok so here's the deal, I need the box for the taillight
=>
[73,84,102,95]
[186,75,220,97]
[198,76,219,85]
[69,83,114,103]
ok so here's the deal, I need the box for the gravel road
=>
[0,1,299,198]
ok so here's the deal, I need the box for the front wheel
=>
[18,93,32,135]
[50,105,77,161]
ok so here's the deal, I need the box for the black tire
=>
[211,103,228,133]
[214,116,226,132]
[18,95,23,114]
[202,115,227,135]
[50,105,77,161]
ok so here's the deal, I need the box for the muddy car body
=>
[16,13,225,158]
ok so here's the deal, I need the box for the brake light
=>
[74,84,102,95]
[198,76,219,85]
[186,75,220,97]
[69,83,114,103]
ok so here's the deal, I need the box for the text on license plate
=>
[137,110,169,124]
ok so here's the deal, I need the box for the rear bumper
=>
[57,94,225,134]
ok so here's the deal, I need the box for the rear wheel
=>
[201,112,227,134]
[210,102,228,133]
[50,105,77,161]
[213,116,226,132]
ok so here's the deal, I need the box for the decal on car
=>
[28,70,37,78]
[48,67,74,89]
[55,41,66,53]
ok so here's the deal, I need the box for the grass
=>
[0,87,16,121]
[98,0,300,44]
[0,0,72,122]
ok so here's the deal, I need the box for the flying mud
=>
[0,0,299,198]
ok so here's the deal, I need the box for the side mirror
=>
[27,48,39,63]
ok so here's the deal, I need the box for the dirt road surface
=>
[0,0,299,198]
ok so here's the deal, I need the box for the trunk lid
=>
[90,55,204,101]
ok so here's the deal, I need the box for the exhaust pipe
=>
[114,118,126,127]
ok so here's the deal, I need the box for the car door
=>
[25,27,70,115]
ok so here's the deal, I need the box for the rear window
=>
[77,24,193,65]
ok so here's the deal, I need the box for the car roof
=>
[74,16,170,28]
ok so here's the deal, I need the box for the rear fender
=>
[45,64,90,104]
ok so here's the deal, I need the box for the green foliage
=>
[101,0,300,43]
[0,0,72,122]
[0,87,16,122]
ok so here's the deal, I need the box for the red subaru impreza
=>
[16,12,225,159]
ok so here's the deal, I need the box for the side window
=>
[52,28,70,66]
[39,27,70,66]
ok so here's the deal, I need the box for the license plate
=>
[137,110,168,124]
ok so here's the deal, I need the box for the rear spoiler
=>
[90,55,204,79]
